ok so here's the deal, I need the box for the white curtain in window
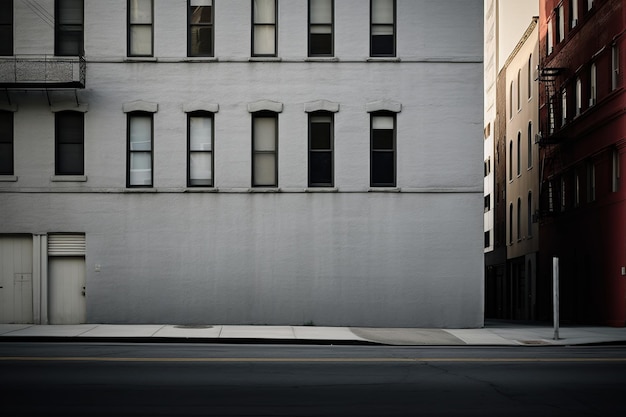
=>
[254,117,276,151]
[310,0,332,24]
[190,117,212,150]
[190,153,212,182]
[130,153,151,185]
[129,116,151,150]
[254,0,275,23]
[372,115,393,130]
[130,0,152,23]
[372,0,394,24]
[130,26,152,55]
[254,26,275,54]
[254,153,276,185]
[590,63,597,102]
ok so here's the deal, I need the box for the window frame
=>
[516,132,521,176]
[251,111,278,187]
[527,192,533,237]
[575,77,582,116]
[187,111,214,187]
[556,4,564,43]
[517,69,521,110]
[561,87,567,126]
[612,44,620,91]
[308,111,334,187]
[128,0,154,57]
[251,0,278,57]
[308,0,334,57]
[612,149,620,193]
[0,0,13,56]
[0,111,14,175]
[527,122,533,169]
[570,0,578,29]
[517,198,522,241]
[55,0,84,56]
[527,54,533,99]
[370,0,396,57]
[127,112,154,188]
[55,111,84,176]
[188,0,214,57]
[590,63,597,105]
[370,112,396,187]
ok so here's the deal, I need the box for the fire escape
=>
[535,66,566,221]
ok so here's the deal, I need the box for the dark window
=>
[127,113,153,187]
[55,111,84,175]
[370,113,396,187]
[252,0,277,57]
[308,0,333,56]
[0,0,13,56]
[370,0,395,57]
[55,0,84,56]
[188,112,214,187]
[128,0,153,57]
[484,195,490,212]
[309,113,333,187]
[484,231,490,248]
[252,112,278,187]
[188,0,213,57]
[0,111,14,175]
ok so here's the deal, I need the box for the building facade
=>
[504,18,540,320]
[0,0,483,327]
[538,0,625,325]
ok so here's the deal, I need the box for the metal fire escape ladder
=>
[536,67,565,221]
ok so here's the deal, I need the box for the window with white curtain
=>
[570,0,578,28]
[0,111,14,175]
[55,0,83,56]
[590,63,597,105]
[370,0,395,57]
[0,0,12,56]
[55,111,84,175]
[188,112,214,186]
[252,0,277,56]
[612,45,620,90]
[587,0,594,11]
[128,0,153,57]
[309,0,333,56]
[252,112,278,186]
[575,77,582,116]
[128,113,153,187]
[557,4,564,42]
[188,0,213,57]
[371,113,396,187]
[561,88,567,126]
[547,19,553,55]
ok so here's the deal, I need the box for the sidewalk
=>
[1,321,626,346]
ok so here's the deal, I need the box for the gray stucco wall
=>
[1,0,484,327]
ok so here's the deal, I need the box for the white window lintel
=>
[183,102,219,113]
[366,100,402,113]
[123,100,158,113]
[248,100,283,113]
[304,100,340,113]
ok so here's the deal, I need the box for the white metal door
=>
[48,257,86,324]
[0,235,33,324]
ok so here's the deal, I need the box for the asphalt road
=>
[1,343,626,416]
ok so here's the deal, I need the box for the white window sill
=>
[367,57,401,62]
[368,187,400,192]
[249,187,280,192]
[0,175,17,182]
[183,57,218,62]
[249,57,282,62]
[306,187,338,193]
[124,57,157,62]
[305,57,339,62]
[51,175,87,182]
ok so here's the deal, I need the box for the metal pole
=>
[553,257,559,340]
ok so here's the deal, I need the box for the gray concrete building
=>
[0,0,483,327]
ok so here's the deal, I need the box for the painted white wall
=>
[0,0,484,327]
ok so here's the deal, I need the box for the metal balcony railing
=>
[0,55,85,88]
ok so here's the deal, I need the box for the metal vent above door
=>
[48,234,86,256]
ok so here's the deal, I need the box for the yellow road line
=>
[2,357,626,363]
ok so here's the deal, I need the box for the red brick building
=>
[537,0,625,325]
